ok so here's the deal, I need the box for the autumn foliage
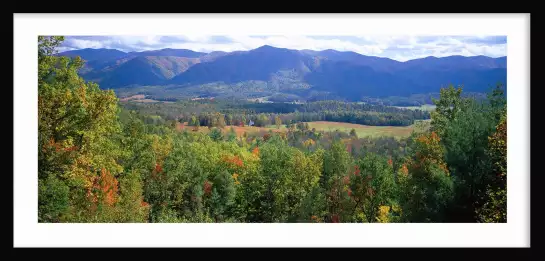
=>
[353,165,360,176]
[252,147,259,156]
[37,37,507,224]
[203,180,213,195]
[400,164,409,176]
[409,131,449,176]
[151,163,164,179]
[87,168,119,207]
[222,155,245,168]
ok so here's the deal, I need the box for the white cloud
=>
[60,35,507,61]
[65,38,105,49]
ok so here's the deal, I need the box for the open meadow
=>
[177,120,430,139]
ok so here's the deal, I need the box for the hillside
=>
[127,48,207,58]
[170,45,314,85]
[56,48,130,74]
[83,56,200,88]
[301,49,402,72]
[56,48,127,61]
[58,46,507,100]
[402,55,506,71]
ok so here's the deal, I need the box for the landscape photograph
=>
[36,34,508,224]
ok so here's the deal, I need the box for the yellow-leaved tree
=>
[38,36,148,222]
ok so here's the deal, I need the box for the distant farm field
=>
[305,121,417,138]
[119,94,174,103]
[393,104,437,112]
[177,120,430,139]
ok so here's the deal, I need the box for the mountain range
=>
[57,45,507,100]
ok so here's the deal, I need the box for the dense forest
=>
[121,99,430,127]
[38,36,507,223]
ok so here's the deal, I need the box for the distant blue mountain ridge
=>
[57,45,507,100]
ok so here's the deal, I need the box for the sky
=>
[59,35,507,62]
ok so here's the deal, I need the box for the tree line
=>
[119,96,430,127]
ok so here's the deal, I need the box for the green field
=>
[393,104,437,112]
[179,120,430,139]
[305,120,429,138]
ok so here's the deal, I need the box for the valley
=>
[38,36,508,224]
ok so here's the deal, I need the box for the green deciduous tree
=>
[434,86,506,222]
[351,153,397,223]
[399,132,454,222]
[477,112,507,222]
[275,116,282,129]
[227,127,237,142]
[38,175,70,222]
[38,36,124,222]
[430,84,469,138]
[349,129,358,139]
[321,140,352,222]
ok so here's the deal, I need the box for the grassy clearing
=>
[305,121,416,138]
[393,104,437,112]
[176,120,431,139]
[118,94,173,103]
